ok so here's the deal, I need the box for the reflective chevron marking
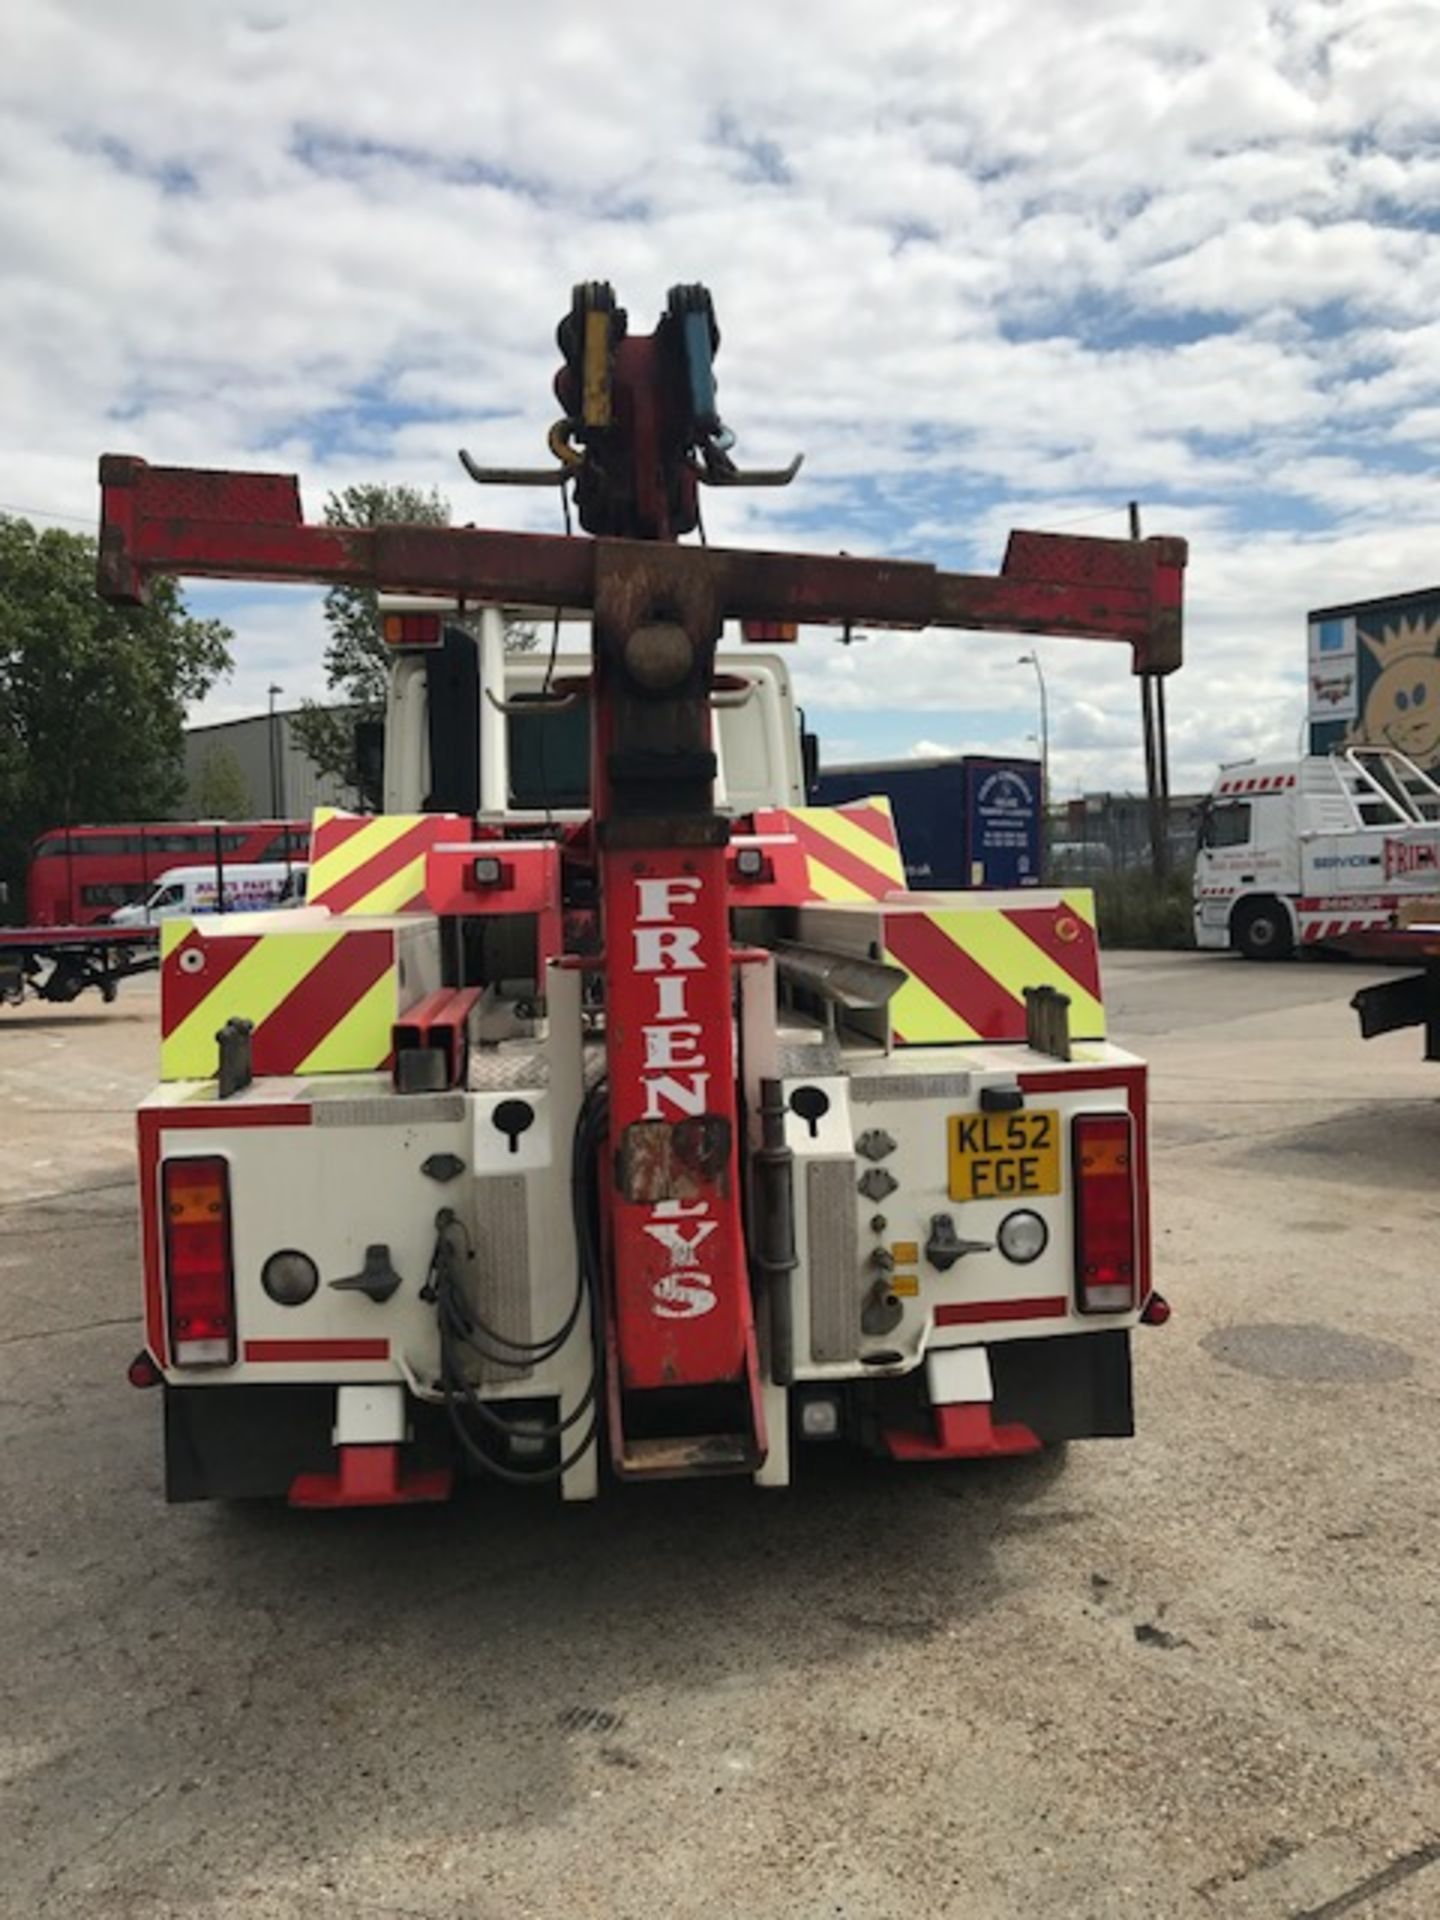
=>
[883,893,1106,1046]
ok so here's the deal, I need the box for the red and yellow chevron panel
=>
[880,892,1104,1045]
[159,916,440,1081]
[780,799,906,902]
[308,809,467,916]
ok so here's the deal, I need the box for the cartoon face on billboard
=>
[1345,616,1440,766]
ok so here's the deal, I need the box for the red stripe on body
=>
[313,818,442,913]
[788,818,901,899]
[1000,906,1103,1001]
[253,931,394,1073]
[244,1339,390,1362]
[161,928,261,1031]
[936,1296,1068,1326]
[885,913,1023,1041]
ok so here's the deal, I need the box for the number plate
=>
[948,1110,1061,1201]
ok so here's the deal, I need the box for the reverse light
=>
[382,611,443,649]
[997,1209,1048,1265]
[162,1155,236,1366]
[261,1249,319,1307]
[799,1393,841,1439]
[1071,1114,1137,1314]
[733,845,771,881]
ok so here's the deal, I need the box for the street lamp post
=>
[1018,651,1049,879]
[267,683,285,819]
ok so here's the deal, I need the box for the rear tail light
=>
[1071,1114,1137,1314]
[741,619,798,643]
[162,1155,236,1367]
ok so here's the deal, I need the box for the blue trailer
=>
[810,754,1043,889]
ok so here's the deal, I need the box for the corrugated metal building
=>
[183,708,354,820]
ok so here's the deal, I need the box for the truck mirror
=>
[801,727,820,799]
[354,718,386,813]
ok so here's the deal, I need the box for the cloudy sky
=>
[4,0,1438,798]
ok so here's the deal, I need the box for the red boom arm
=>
[98,456,1185,674]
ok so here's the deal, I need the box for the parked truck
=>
[103,279,1183,1505]
[811,754,1042,889]
[1193,747,1440,959]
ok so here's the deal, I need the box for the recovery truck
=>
[1193,747,1440,959]
[103,280,1185,1505]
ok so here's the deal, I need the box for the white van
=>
[1193,748,1440,958]
[111,864,307,926]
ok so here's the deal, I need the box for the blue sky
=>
[3,0,1439,796]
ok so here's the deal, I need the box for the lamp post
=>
[267,684,285,819]
[1018,651,1049,878]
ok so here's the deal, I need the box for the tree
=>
[289,481,541,797]
[289,482,450,794]
[0,515,232,921]
[192,743,253,818]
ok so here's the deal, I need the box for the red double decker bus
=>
[26,820,310,926]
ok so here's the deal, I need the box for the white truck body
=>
[134,615,1155,1505]
[1193,748,1440,957]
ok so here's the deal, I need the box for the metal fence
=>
[1046,792,1205,884]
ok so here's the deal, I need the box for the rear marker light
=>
[162,1155,236,1367]
[382,611,444,649]
[472,855,510,888]
[127,1349,162,1389]
[1071,1113,1137,1315]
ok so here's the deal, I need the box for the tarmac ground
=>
[2,953,1439,1919]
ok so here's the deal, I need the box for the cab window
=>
[508,699,590,809]
[152,884,183,908]
[1204,802,1251,849]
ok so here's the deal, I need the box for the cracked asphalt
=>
[2,955,1440,1918]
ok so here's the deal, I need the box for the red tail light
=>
[1071,1114,1137,1314]
[163,1156,236,1367]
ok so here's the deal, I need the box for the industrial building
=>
[183,706,354,820]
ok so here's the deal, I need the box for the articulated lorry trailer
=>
[104,280,1184,1505]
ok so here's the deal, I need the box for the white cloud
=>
[1,0,1438,801]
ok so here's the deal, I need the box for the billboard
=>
[1309,592,1440,770]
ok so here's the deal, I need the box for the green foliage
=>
[1091,865,1195,950]
[290,482,449,792]
[191,743,253,818]
[0,515,232,921]
[289,482,544,794]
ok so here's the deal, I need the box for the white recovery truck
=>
[102,277,1183,1507]
[1193,747,1440,959]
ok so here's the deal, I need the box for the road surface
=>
[2,955,1438,1918]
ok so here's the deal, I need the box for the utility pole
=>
[1130,500,1171,880]
[1018,650,1050,879]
